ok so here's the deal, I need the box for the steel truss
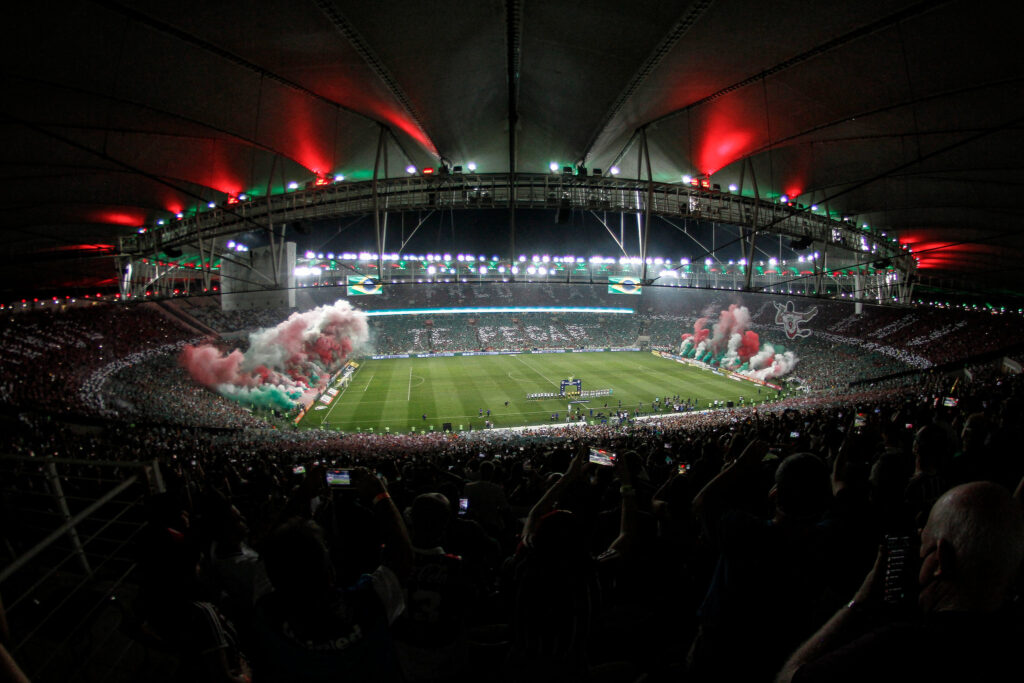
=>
[117,172,914,304]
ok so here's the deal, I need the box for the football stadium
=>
[2,3,1024,683]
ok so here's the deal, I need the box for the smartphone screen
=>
[325,469,351,487]
[293,465,306,475]
[790,431,800,439]
[943,397,958,408]
[854,413,867,429]
[458,498,469,516]
[677,463,688,475]
[883,535,916,606]
[588,448,616,466]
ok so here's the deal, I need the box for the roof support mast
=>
[640,128,654,283]
[372,126,386,279]
[505,0,522,279]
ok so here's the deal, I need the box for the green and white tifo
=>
[301,351,777,433]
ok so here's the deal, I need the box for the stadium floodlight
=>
[532,255,540,262]
[769,257,777,265]
[527,266,536,275]
[208,201,217,208]
[175,212,184,219]
[549,162,559,172]
[519,255,526,262]
[427,266,436,275]
[443,253,451,261]
[682,175,692,184]
[498,266,505,273]
[304,250,315,259]
[227,240,236,249]
[538,267,547,275]
[799,255,805,262]
[157,219,166,226]
[541,255,549,263]
[334,173,345,182]
[238,193,248,201]
[811,204,818,211]
[467,162,477,172]
[729,184,738,192]
[780,195,789,203]
[739,258,746,265]
[406,165,416,174]
[654,257,663,265]
[511,266,519,274]
[609,166,620,175]
[287,181,299,190]
[457,254,464,261]
[466,255,475,262]
[705,258,713,266]
[479,266,487,275]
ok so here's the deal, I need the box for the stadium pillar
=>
[640,128,653,283]
[372,125,386,277]
[742,157,759,291]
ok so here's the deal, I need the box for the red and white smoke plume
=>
[180,300,369,410]
[680,304,798,380]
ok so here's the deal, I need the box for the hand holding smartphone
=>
[325,468,352,487]
[588,447,616,466]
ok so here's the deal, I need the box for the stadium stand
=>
[2,285,1024,683]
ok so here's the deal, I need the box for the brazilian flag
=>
[347,275,382,295]
[608,276,642,295]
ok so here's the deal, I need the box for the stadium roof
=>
[2,0,1021,297]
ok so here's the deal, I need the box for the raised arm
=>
[522,447,586,545]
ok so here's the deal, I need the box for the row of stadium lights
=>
[298,251,818,267]
[0,286,222,310]
[3,283,1014,315]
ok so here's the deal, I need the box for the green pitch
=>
[301,351,772,433]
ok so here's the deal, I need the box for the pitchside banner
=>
[347,275,382,295]
[608,277,642,295]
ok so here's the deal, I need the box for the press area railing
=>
[0,455,165,683]
[118,172,911,271]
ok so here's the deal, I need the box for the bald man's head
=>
[919,482,1024,612]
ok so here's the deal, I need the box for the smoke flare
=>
[680,304,798,380]
[181,300,369,410]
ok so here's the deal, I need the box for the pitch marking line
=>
[407,366,413,400]
[513,354,560,388]
[322,365,361,425]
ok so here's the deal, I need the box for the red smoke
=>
[739,330,760,361]
[179,300,370,408]
[180,345,250,388]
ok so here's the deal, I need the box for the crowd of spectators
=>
[0,304,196,415]
[4,289,1024,681]
[2,357,1023,682]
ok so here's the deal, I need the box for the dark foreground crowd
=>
[2,367,1024,683]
